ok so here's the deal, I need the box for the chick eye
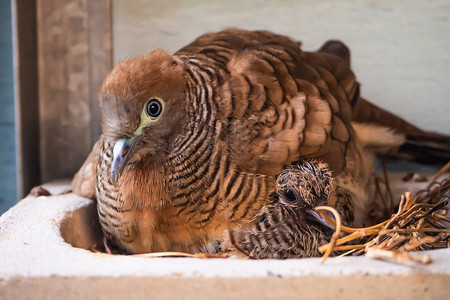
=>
[146,98,163,118]
[284,189,297,202]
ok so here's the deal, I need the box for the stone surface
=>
[0,176,449,299]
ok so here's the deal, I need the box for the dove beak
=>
[111,135,141,184]
[111,138,133,184]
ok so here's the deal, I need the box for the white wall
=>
[113,0,450,135]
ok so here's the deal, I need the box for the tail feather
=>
[400,133,450,164]
[353,98,450,164]
[318,42,449,165]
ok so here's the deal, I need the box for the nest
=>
[316,161,450,264]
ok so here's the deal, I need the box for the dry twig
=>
[314,206,342,264]
[317,162,450,264]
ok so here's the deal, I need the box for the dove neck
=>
[117,159,170,210]
[99,137,170,210]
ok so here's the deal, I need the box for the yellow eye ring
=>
[134,97,165,136]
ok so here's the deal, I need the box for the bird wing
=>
[186,30,359,175]
[223,49,331,175]
[71,135,103,199]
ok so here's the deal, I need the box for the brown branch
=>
[315,206,342,264]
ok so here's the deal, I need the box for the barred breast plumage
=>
[72,28,450,255]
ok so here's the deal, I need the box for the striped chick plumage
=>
[227,160,335,259]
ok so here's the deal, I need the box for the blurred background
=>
[1,0,449,214]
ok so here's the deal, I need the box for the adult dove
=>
[72,29,450,254]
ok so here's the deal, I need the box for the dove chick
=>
[227,160,335,259]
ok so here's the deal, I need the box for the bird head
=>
[276,161,334,229]
[99,49,188,183]
[276,161,333,208]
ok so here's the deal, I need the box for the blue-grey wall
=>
[0,0,17,214]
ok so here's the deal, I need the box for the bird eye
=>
[284,189,297,202]
[146,98,163,118]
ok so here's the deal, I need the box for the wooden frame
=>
[14,0,112,197]
[13,0,40,198]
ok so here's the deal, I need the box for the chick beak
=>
[111,138,132,185]
[306,197,335,231]
[305,209,335,231]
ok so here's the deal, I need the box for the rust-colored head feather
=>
[100,49,187,142]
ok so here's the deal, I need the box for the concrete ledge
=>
[0,176,449,299]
